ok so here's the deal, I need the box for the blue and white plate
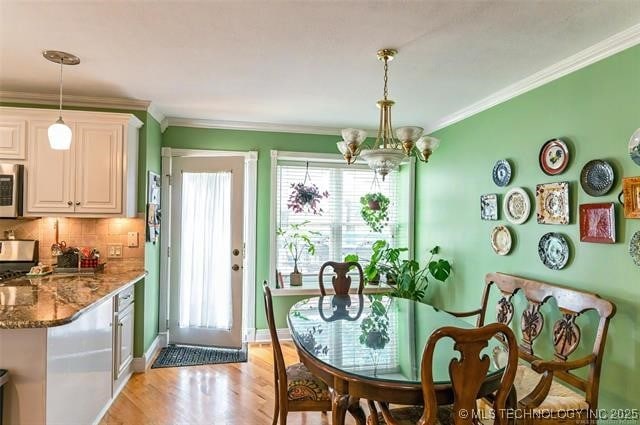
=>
[492,160,512,187]
[630,231,640,267]
[538,232,570,270]
[630,128,640,166]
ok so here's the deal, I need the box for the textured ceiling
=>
[1,1,639,130]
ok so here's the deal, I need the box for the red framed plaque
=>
[579,203,615,244]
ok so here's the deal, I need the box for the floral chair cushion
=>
[286,362,330,401]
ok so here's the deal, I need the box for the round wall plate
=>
[492,160,512,187]
[539,138,569,175]
[629,128,640,166]
[491,225,512,255]
[630,231,640,267]
[503,187,530,224]
[580,160,614,196]
[538,232,570,270]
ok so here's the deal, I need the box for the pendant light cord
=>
[58,59,63,119]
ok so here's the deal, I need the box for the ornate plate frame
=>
[622,177,640,219]
[480,193,499,221]
[536,182,570,225]
[580,160,614,197]
[538,232,570,270]
[579,203,615,244]
[630,128,640,167]
[630,231,640,267]
[539,138,569,175]
[491,225,512,256]
[492,160,512,187]
[503,187,530,225]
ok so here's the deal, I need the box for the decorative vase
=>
[290,272,303,286]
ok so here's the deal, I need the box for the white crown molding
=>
[427,22,640,133]
[0,90,152,111]
[162,116,371,136]
[146,103,166,124]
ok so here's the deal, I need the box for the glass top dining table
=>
[287,294,503,386]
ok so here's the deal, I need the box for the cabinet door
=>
[26,120,75,214]
[115,303,134,379]
[0,116,27,159]
[75,122,123,214]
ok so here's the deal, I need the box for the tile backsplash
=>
[0,217,145,263]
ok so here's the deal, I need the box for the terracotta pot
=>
[290,272,303,286]
[367,200,381,211]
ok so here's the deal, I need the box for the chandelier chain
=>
[383,56,389,100]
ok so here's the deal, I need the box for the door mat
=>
[151,344,248,368]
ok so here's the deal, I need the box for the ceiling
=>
[1,1,640,131]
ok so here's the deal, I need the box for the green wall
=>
[416,45,640,409]
[162,127,343,329]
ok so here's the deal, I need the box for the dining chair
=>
[369,323,519,425]
[318,261,364,295]
[263,281,332,424]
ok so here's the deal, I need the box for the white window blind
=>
[276,159,401,277]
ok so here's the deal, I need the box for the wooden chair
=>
[450,273,617,425]
[263,281,331,424]
[369,323,519,425]
[318,261,365,295]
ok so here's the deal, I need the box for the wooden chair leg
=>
[348,397,367,425]
[367,400,379,425]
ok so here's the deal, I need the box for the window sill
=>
[270,282,393,297]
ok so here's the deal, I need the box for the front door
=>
[169,156,244,348]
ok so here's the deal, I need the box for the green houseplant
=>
[360,192,390,232]
[276,221,319,286]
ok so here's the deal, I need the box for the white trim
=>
[271,283,393,297]
[146,103,166,124]
[163,116,370,136]
[132,334,162,372]
[269,150,278,288]
[427,22,640,133]
[158,147,258,347]
[0,90,150,110]
[406,156,416,260]
[254,327,291,343]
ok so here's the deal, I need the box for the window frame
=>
[269,150,415,292]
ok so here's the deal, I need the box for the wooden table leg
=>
[330,387,350,425]
[348,396,367,425]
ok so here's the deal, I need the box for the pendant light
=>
[43,50,80,150]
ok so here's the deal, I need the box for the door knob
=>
[232,264,240,271]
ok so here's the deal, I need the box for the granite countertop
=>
[0,259,146,329]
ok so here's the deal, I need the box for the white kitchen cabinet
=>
[0,115,26,159]
[0,107,142,217]
[115,303,134,376]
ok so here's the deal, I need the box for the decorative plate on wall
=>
[480,194,499,220]
[579,203,615,243]
[492,160,512,187]
[491,225,512,255]
[622,177,640,219]
[539,138,569,175]
[630,231,640,267]
[580,160,614,196]
[536,182,570,225]
[538,232,570,270]
[503,187,530,224]
[630,128,640,166]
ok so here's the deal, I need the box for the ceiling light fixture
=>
[337,48,440,180]
[42,50,80,150]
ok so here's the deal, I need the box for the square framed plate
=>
[579,203,615,243]
[481,193,498,220]
[622,177,640,219]
[536,182,570,224]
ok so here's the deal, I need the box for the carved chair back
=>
[477,273,616,409]
[420,323,519,425]
[318,261,364,296]
[262,281,287,391]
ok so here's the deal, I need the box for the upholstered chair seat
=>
[285,362,331,401]
[515,365,588,411]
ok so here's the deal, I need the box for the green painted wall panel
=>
[415,45,640,409]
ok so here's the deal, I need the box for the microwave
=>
[0,164,24,218]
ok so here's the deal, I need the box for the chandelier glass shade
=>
[337,48,439,179]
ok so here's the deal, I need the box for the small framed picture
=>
[481,194,498,220]
[622,177,640,219]
[579,203,615,243]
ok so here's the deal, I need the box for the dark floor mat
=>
[151,344,248,368]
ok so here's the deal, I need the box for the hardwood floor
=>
[100,342,360,425]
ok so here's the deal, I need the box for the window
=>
[271,151,413,283]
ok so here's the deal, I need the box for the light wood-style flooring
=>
[100,342,360,425]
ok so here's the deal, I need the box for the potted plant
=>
[360,193,390,232]
[343,252,380,285]
[276,221,319,286]
[288,182,329,215]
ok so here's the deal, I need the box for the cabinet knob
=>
[67,201,73,206]
[232,264,240,271]
[75,202,81,206]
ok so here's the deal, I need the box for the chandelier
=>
[337,48,440,180]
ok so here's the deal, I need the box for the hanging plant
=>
[360,192,390,232]
[287,162,329,215]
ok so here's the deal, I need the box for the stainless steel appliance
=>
[0,240,39,279]
[0,164,24,218]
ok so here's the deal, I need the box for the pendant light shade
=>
[42,50,80,151]
[48,117,72,150]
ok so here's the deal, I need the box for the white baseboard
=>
[132,334,162,372]
[253,328,291,343]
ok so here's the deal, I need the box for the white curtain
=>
[179,172,232,329]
